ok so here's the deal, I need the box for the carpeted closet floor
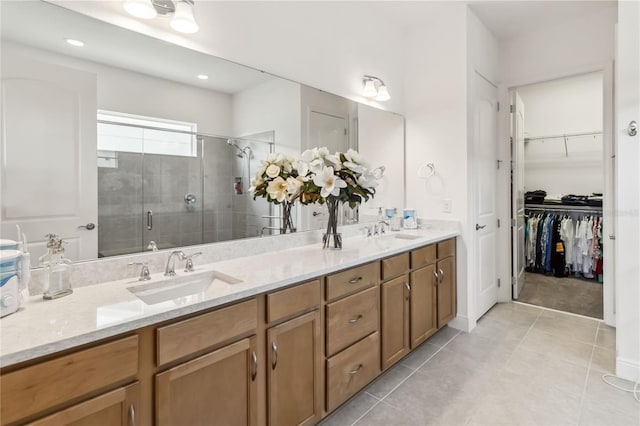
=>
[518,272,603,319]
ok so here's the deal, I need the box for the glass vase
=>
[322,196,342,249]
[280,201,296,234]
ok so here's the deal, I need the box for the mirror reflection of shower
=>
[227,138,252,195]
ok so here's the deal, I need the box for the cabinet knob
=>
[349,276,363,284]
[348,314,363,324]
[349,364,364,375]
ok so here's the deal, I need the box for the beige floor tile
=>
[319,392,380,426]
[353,400,423,426]
[443,331,517,369]
[595,326,616,350]
[483,302,541,327]
[472,314,532,342]
[539,307,601,328]
[399,341,441,370]
[582,370,640,418]
[578,404,640,426]
[504,346,589,396]
[590,346,616,374]
[365,365,413,399]
[519,328,594,368]
[533,315,598,345]
[425,325,460,347]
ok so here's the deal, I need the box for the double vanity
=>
[0,229,458,426]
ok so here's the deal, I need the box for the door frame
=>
[497,61,615,326]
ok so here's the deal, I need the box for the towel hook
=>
[417,163,435,179]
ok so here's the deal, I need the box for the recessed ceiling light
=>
[197,74,209,80]
[65,38,84,47]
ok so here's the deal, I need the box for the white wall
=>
[2,41,233,136]
[520,72,604,195]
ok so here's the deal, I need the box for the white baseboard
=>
[616,357,640,383]
[449,315,473,333]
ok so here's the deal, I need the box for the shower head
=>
[227,139,252,158]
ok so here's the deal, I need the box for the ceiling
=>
[468,1,617,40]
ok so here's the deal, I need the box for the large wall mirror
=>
[0,0,405,267]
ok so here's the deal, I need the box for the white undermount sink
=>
[393,233,422,240]
[127,270,242,305]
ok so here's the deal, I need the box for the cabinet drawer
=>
[157,298,257,366]
[1,336,138,425]
[437,238,456,259]
[267,279,321,323]
[326,286,378,357]
[411,244,436,269]
[326,262,378,301]
[326,332,380,412]
[381,253,409,281]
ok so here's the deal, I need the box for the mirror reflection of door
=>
[307,110,349,230]
[1,53,97,266]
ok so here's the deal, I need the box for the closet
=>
[512,72,605,319]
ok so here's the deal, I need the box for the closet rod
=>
[524,130,602,142]
[525,204,602,214]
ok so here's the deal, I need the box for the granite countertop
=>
[0,228,458,368]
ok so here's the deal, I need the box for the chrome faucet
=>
[164,250,185,277]
[375,220,389,235]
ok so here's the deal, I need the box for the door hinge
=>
[344,128,347,135]
[497,278,501,288]
[511,276,516,286]
[511,218,517,227]
[510,136,513,144]
[497,102,500,112]
[510,104,514,113]
[497,219,501,228]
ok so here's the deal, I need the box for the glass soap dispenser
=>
[39,234,73,300]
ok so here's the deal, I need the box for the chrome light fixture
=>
[124,0,199,34]
[362,75,391,102]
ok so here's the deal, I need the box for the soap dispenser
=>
[39,234,73,300]
[391,208,401,231]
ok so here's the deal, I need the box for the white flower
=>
[293,159,310,180]
[249,176,264,193]
[313,166,347,198]
[267,177,288,202]
[300,148,319,162]
[344,149,363,164]
[286,176,303,197]
[256,163,267,177]
[265,164,281,178]
[357,171,378,189]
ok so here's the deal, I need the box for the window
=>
[97,111,198,157]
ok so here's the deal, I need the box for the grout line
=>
[350,328,462,425]
[512,300,602,324]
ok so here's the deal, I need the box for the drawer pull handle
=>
[434,270,440,285]
[129,404,136,426]
[348,314,363,324]
[349,276,363,284]
[438,268,444,283]
[349,364,364,375]
[271,341,278,370]
[405,282,411,300]
[251,351,258,381]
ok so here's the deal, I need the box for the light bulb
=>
[375,84,390,101]
[123,0,157,19]
[171,1,199,34]
[362,79,377,98]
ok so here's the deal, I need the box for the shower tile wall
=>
[203,137,234,243]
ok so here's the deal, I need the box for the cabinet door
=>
[267,311,321,426]
[156,337,258,426]
[380,275,410,370]
[410,264,438,348]
[28,382,138,426]
[437,256,456,327]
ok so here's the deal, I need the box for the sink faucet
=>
[165,250,185,277]
[375,220,389,236]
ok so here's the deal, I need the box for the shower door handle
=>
[147,210,153,230]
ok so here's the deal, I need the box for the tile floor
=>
[320,302,640,426]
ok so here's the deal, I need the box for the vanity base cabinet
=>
[326,332,380,412]
[436,240,457,328]
[267,311,321,426]
[27,382,139,426]
[409,264,438,348]
[380,276,410,370]
[155,336,258,426]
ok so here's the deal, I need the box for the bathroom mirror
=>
[0,0,405,266]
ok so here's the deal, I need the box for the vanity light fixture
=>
[197,74,209,80]
[362,75,391,102]
[123,0,199,34]
[65,38,85,47]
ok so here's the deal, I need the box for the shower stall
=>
[96,119,274,257]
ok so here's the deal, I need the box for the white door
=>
[305,110,348,230]
[511,92,526,299]
[473,73,499,319]
[1,53,97,265]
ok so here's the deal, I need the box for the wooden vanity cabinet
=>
[436,240,457,327]
[266,280,322,426]
[155,336,258,426]
[380,275,410,370]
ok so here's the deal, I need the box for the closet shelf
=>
[525,203,602,214]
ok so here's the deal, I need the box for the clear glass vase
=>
[280,201,296,234]
[322,196,342,249]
